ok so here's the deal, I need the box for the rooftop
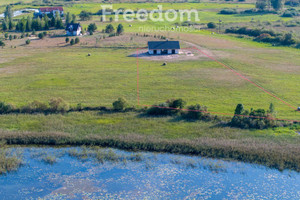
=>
[148,41,180,50]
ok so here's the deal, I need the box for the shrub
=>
[88,23,97,34]
[49,98,69,113]
[230,104,277,129]
[219,9,238,15]
[105,24,115,33]
[182,104,211,120]
[70,39,75,45]
[65,37,69,43]
[0,40,5,47]
[79,11,92,21]
[167,99,186,109]
[113,97,128,111]
[38,32,44,39]
[281,33,296,45]
[207,22,217,29]
[0,102,15,114]
[146,99,186,116]
[281,8,299,17]
[75,37,80,44]
[25,39,30,45]
[116,24,124,35]
[146,103,173,116]
[21,100,48,113]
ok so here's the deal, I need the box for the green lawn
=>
[0,111,298,140]
[0,44,299,120]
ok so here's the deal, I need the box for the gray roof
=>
[65,23,81,31]
[148,41,180,50]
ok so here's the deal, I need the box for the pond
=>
[0,9,38,18]
[0,147,299,199]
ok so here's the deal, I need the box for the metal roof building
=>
[148,41,180,55]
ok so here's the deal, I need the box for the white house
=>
[38,7,64,16]
[148,40,180,55]
[65,23,82,36]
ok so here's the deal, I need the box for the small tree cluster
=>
[104,24,124,35]
[88,23,97,35]
[230,103,278,129]
[146,99,186,116]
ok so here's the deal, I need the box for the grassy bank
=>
[0,111,299,172]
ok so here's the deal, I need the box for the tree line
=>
[256,0,285,11]
[0,97,297,129]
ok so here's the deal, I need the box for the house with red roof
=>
[38,7,64,16]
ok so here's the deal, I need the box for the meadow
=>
[0,33,299,120]
[0,0,299,170]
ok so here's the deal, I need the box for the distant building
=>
[36,7,64,17]
[65,23,82,36]
[148,40,180,55]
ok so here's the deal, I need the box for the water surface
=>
[0,147,299,199]
[0,9,38,18]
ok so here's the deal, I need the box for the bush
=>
[75,37,80,44]
[88,23,97,34]
[38,32,45,39]
[0,40,5,47]
[116,24,124,35]
[207,22,217,29]
[112,97,128,111]
[146,103,173,116]
[282,9,299,17]
[70,39,75,45]
[0,102,15,114]
[79,11,92,21]
[167,99,186,109]
[219,9,238,15]
[25,39,30,45]
[146,99,186,116]
[21,100,48,113]
[49,98,69,113]
[182,104,211,120]
[230,104,277,129]
[105,24,115,33]
[65,37,69,43]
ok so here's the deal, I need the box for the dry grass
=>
[0,130,299,171]
[0,141,23,175]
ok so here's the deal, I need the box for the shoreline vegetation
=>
[0,97,299,172]
[0,130,299,172]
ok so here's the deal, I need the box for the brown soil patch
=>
[130,48,213,62]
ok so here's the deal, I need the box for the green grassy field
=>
[0,34,299,120]
[0,0,300,170]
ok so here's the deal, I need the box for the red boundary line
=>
[136,47,300,123]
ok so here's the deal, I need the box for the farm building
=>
[36,7,64,17]
[148,41,180,55]
[65,23,82,36]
